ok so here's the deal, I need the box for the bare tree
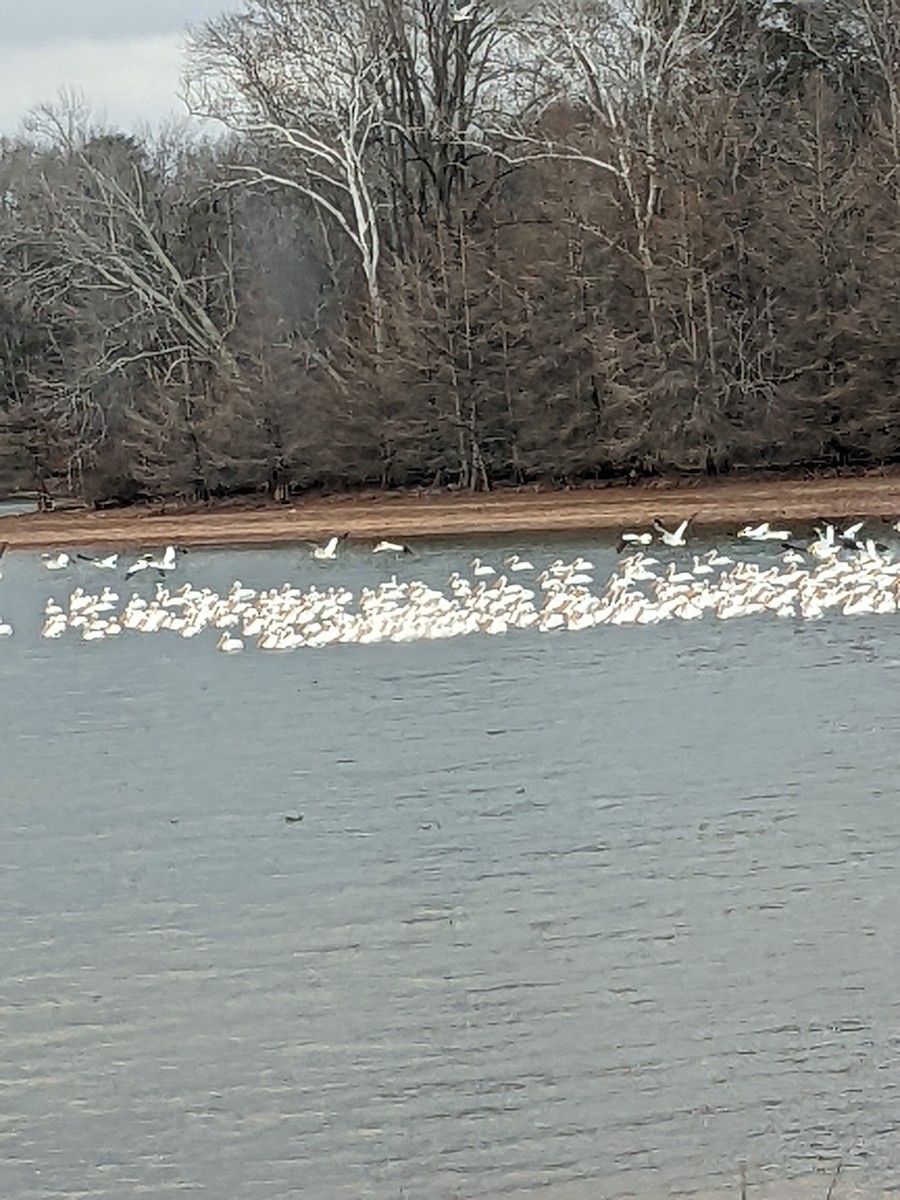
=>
[186,0,390,351]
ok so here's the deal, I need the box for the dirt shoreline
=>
[2,474,900,550]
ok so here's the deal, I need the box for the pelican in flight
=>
[124,545,182,578]
[652,517,692,548]
[839,520,866,549]
[78,552,119,570]
[125,553,154,578]
[312,535,342,561]
[373,540,412,555]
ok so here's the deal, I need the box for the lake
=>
[2,536,899,1199]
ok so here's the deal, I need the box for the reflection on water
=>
[2,538,900,1199]
[0,498,37,517]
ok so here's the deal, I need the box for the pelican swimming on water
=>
[737,522,791,541]
[41,551,71,570]
[504,554,534,572]
[619,530,653,548]
[470,557,496,577]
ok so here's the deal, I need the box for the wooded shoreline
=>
[5,0,900,507]
[2,474,900,550]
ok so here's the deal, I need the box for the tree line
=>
[2,0,900,506]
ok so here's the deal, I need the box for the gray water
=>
[0,498,37,518]
[2,538,900,1199]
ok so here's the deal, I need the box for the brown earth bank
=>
[2,473,900,550]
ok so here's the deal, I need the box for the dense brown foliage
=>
[2,0,900,505]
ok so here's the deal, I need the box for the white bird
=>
[737,522,791,541]
[125,553,154,578]
[0,620,11,636]
[504,554,534,572]
[41,552,70,570]
[217,632,245,653]
[155,545,179,572]
[124,545,181,578]
[737,522,768,540]
[665,563,696,584]
[807,525,837,559]
[312,535,341,561]
[450,0,475,20]
[839,520,865,547]
[619,530,653,547]
[471,557,495,577]
[652,517,692,548]
[78,552,118,570]
[373,540,411,554]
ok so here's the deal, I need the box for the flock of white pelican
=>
[1,519,899,651]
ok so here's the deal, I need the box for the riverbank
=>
[2,473,900,550]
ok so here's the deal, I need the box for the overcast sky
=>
[0,1,236,136]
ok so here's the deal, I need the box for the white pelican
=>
[652,517,692,548]
[504,554,534,572]
[470,558,495,577]
[619,531,653,547]
[737,522,791,541]
[77,552,118,570]
[807,525,837,559]
[41,551,70,570]
[148,545,180,572]
[125,545,181,577]
[373,540,411,554]
[125,553,153,578]
[665,563,695,584]
[841,520,864,543]
[217,632,245,653]
[312,535,343,560]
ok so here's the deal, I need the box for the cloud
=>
[0,0,229,47]
[0,33,198,136]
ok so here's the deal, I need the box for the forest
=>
[1,0,899,506]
